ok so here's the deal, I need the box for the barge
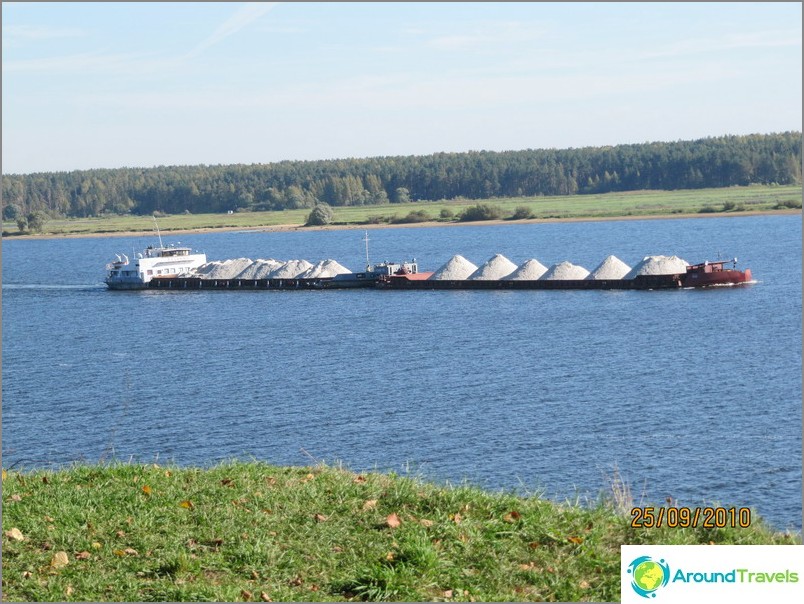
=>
[377,260,751,290]
[145,259,752,291]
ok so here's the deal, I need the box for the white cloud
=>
[69,58,743,116]
[185,2,280,59]
[4,51,139,73]
[2,24,84,41]
[255,23,307,35]
[640,30,801,60]
[422,21,547,53]
[2,50,182,75]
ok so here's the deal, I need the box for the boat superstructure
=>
[105,244,207,290]
[681,258,751,287]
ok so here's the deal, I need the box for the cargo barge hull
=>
[147,262,752,291]
[147,277,359,290]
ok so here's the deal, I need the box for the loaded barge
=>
[144,259,752,291]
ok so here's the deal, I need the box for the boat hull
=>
[681,267,752,287]
[143,270,752,291]
[376,274,685,290]
[134,258,753,292]
[106,279,149,290]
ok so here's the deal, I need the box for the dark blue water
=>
[2,215,801,531]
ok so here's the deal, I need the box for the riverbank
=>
[3,185,800,240]
[2,462,799,602]
[4,208,801,241]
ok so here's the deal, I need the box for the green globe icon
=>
[633,561,665,592]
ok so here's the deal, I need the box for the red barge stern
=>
[681,259,752,287]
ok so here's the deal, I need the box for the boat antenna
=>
[153,214,164,249]
[363,230,370,271]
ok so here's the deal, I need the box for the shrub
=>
[391,210,431,224]
[510,206,535,220]
[305,203,334,226]
[439,208,455,220]
[458,203,503,222]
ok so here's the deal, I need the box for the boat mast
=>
[364,230,371,271]
[153,215,164,249]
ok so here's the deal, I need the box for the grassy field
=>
[2,185,800,237]
[2,462,799,602]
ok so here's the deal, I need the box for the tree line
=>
[2,132,801,220]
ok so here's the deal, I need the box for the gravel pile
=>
[192,261,221,276]
[540,261,590,280]
[429,255,478,280]
[468,254,518,280]
[587,255,631,280]
[298,259,352,278]
[504,259,548,280]
[195,258,254,279]
[268,259,314,279]
[235,259,284,279]
[624,255,689,279]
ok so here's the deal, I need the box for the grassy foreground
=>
[2,185,800,237]
[1,462,799,602]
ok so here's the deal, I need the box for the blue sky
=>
[2,2,801,174]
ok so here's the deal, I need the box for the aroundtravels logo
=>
[622,545,804,603]
[627,556,670,598]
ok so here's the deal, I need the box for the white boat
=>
[105,219,207,290]
[105,245,207,290]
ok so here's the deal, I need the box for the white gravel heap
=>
[468,254,518,280]
[539,261,590,280]
[587,255,632,280]
[297,259,352,279]
[196,258,254,279]
[429,255,478,280]
[624,255,689,279]
[235,259,284,279]
[193,261,221,276]
[504,259,548,281]
[268,259,314,279]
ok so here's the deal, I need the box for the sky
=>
[2,1,801,175]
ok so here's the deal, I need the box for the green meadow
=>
[3,185,800,237]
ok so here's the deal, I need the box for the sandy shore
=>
[5,209,800,241]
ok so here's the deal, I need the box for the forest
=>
[2,132,801,220]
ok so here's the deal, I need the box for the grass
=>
[2,185,800,237]
[2,462,799,602]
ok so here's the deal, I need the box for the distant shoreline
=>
[6,208,800,241]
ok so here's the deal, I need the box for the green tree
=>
[305,203,334,226]
[26,210,49,233]
[16,216,28,232]
[393,187,411,203]
[364,174,389,205]
[3,203,22,221]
